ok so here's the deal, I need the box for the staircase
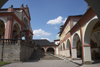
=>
[29,48,61,60]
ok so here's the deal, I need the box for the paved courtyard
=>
[1,60,79,67]
[1,50,100,67]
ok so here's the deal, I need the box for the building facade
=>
[0,4,34,62]
[58,8,100,64]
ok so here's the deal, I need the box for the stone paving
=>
[1,60,79,67]
[1,52,100,67]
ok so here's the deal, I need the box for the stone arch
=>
[73,33,82,58]
[0,19,5,39]
[66,39,71,57]
[72,32,81,47]
[72,33,81,47]
[46,47,55,54]
[23,17,28,30]
[13,23,20,39]
[0,18,6,28]
[84,16,100,61]
[66,39,71,49]
[84,16,99,45]
[13,21,21,31]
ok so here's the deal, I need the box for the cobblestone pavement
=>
[1,60,79,67]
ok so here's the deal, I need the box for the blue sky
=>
[2,0,87,42]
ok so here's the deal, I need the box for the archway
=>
[90,21,100,61]
[23,17,28,30]
[13,23,20,39]
[84,17,100,63]
[0,19,5,39]
[47,47,54,54]
[66,39,71,57]
[73,33,82,58]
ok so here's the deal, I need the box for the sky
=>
[2,0,87,42]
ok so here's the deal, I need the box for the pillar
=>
[45,47,47,53]
[4,6,14,39]
[83,45,92,64]
[70,36,73,58]
[80,27,92,64]
[66,49,70,57]
[4,16,14,39]
[72,47,77,60]
[56,47,59,55]
[55,47,56,55]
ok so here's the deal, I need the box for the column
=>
[66,49,70,57]
[4,16,14,39]
[45,47,47,53]
[80,27,92,64]
[55,47,56,55]
[72,47,77,60]
[70,36,73,58]
[4,6,14,39]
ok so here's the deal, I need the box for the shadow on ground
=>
[25,48,61,62]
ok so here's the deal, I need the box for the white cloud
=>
[33,29,51,37]
[41,38,50,41]
[47,16,63,25]
[62,18,67,23]
[47,16,67,25]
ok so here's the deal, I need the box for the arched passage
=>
[90,21,100,60]
[0,19,5,39]
[47,47,54,54]
[73,33,82,59]
[23,17,28,30]
[84,17,100,63]
[66,39,71,57]
[13,23,20,39]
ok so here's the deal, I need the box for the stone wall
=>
[20,45,34,61]
[3,44,20,62]
[0,45,2,61]
[0,42,34,62]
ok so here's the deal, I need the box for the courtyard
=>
[1,54,100,67]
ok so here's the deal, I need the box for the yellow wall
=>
[60,21,70,41]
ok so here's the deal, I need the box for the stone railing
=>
[0,39,34,47]
[0,39,21,45]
